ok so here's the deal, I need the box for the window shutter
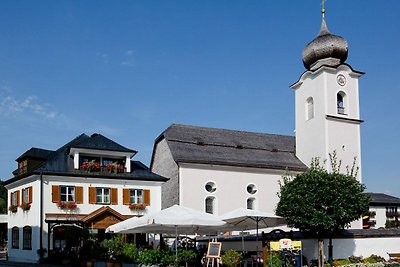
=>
[89,187,96,204]
[16,191,20,206]
[143,189,150,206]
[111,188,118,205]
[52,185,60,203]
[21,189,26,205]
[123,189,130,205]
[28,186,33,203]
[75,186,83,204]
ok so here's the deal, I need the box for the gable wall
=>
[151,139,179,209]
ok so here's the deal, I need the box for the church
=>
[151,10,364,224]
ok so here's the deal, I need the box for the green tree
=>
[0,183,7,214]
[276,152,370,266]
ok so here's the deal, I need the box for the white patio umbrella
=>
[220,208,286,256]
[106,216,138,233]
[105,205,227,259]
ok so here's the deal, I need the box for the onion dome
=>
[302,16,348,70]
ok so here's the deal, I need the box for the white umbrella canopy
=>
[106,216,139,233]
[220,208,286,229]
[220,208,286,255]
[107,205,227,235]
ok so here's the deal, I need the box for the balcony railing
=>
[79,164,126,174]
[337,107,346,115]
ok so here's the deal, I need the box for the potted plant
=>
[121,242,139,267]
[221,249,243,267]
[137,249,163,267]
[101,235,126,267]
[79,239,96,267]
[177,249,197,267]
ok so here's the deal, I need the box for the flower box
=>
[81,160,101,172]
[20,203,31,211]
[57,201,78,210]
[129,203,146,210]
[106,163,125,174]
[8,205,18,213]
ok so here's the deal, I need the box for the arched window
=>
[23,226,32,250]
[205,197,215,214]
[247,198,256,210]
[306,97,314,120]
[337,92,346,114]
[11,227,19,249]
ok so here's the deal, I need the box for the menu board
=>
[207,242,222,258]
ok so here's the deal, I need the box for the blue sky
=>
[0,1,399,196]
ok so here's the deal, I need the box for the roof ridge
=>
[170,123,294,139]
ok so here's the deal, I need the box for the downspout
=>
[39,172,43,262]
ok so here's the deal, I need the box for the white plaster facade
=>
[5,134,166,263]
[178,163,300,216]
[292,64,363,181]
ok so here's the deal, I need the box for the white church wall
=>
[179,163,290,215]
[295,71,328,168]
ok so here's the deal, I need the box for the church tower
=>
[291,7,364,181]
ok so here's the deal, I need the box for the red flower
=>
[57,201,77,209]
[129,203,146,210]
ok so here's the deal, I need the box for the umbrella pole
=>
[256,219,259,265]
[175,226,178,262]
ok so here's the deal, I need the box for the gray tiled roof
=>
[157,124,307,171]
[6,134,166,185]
[16,147,54,162]
[368,193,400,206]
[73,133,136,153]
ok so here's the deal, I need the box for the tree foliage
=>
[276,153,370,236]
[0,183,7,214]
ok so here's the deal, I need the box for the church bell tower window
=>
[337,92,346,115]
[306,97,314,120]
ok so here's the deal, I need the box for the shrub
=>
[138,249,163,266]
[363,255,385,263]
[334,259,352,266]
[349,256,363,264]
[265,252,282,267]
[221,249,243,267]
[177,249,197,266]
[122,243,139,263]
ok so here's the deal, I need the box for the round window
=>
[205,182,216,193]
[247,184,257,194]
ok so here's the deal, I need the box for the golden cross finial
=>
[321,0,327,16]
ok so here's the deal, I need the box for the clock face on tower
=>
[337,74,346,86]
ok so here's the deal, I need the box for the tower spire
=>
[321,0,327,17]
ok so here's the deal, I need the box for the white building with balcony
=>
[4,133,167,263]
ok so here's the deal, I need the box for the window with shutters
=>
[11,191,18,206]
[60,186,75,202]
[22,187,32,204]
[12,227,19,249]
[23,226,32,250]
[129,189,143,204]
[96,188,110,204]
